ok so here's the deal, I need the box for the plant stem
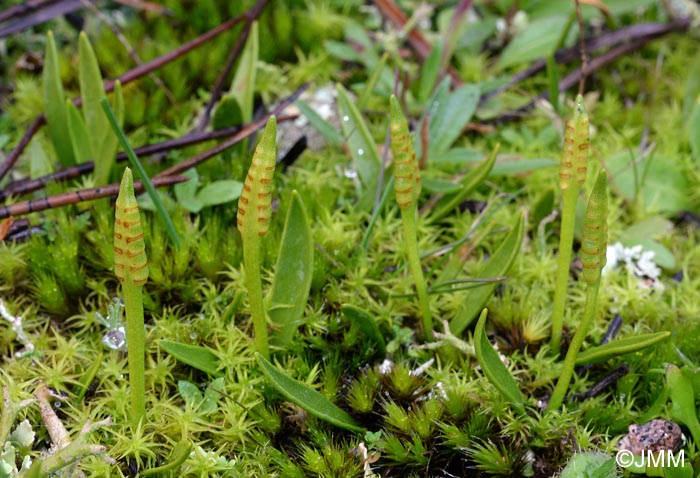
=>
[548,279,600,411]
[550,186,578,355]
[123,282,146,427]
[243,232,269,359]
[402,207,433,340]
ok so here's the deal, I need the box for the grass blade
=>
[101,99,181,249]
[575,332,671,365]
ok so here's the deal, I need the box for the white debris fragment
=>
[378,359,394,375]
[603,242,664,290]
[409,358,435,377]
[0,299,34,358]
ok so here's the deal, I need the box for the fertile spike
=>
[559,94,589,190]
[237,116,277,237]
[390,96,421,209]
[114,168,148,286]
[581,171,608,285]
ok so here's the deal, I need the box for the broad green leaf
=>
[78,32,108,170]
[141,440,192,477]
[430,144,498,222]
[269,191,313,349]
[498,15,574,69]
[431,147,483,165]
[230,22,258,123]
[178,380,204,407]
[421,78,480,157]
[421,177,461,194]
[619,217,676,269]
[160,340,221,377]
[295,100,343,146]
[197,180,244,207]
[28,139,52,179]
[44,31,74,167]
[174,169,203,213]
[257,354,365,432]
[575,332,671,365]
[559,453,616,478]
[605,151,691,214]
[417,43,442,103]
[451,214,524,335]
[473,309,525,411]
[336,83,381,208]
[667,364,700,445]
[342,305,386,359]
[66,100,91,166]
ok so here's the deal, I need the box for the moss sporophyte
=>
[114,167,148,428]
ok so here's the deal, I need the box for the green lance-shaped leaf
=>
[269,191,314,350]
[257,354,365,433]
[44,31,75,166]
[474,309,525,412]
[230,21,259,123]
[97,80,124,185]
[114,168,148,286]
[390,95,421,209]
[451,214,524,336]
[78,32,109,169]
[237,116,277,359]
[575,331,671,365]
[667,364,700,445]
[581,171,608,285]
[66,100,91,166]
[342,305,386,359]
[558,94,589,190]
[160,340,221,377]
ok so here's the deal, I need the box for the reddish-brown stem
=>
[195,0,270,132]
[0,175,186,219]
[0,6,261,183]
[1,114,297,201]
[155,83,309,178]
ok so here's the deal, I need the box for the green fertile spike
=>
[237,116,277,238]
[581,171,607,285]
[114,168,149,286]
[559,94,589,190]
[390,95,421,209]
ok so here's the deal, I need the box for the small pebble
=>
[618,419,682,454]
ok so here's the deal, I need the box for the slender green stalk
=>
[101,98,180,249]
[548,171,607,411]
[550,95,589,355]
[114,168,149,427]
[390,96,433,340]
[237,116,277,359]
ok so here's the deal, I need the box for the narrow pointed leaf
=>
[44,31,74,166]
[257,354,365,432]
[295,99,343,146]
[141,440,192,476]
[474,309,525,411]
[160,340,221,377]
[66,100,91,166]
[230,21,258,123]
[269,191,314,349]
[96,80,124,185]
[430,144,498,222]
[336,83,380,209]
[342,305,386,359]
[78,32,108,166]
[451,214,524,335]
[575,332,671,365]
